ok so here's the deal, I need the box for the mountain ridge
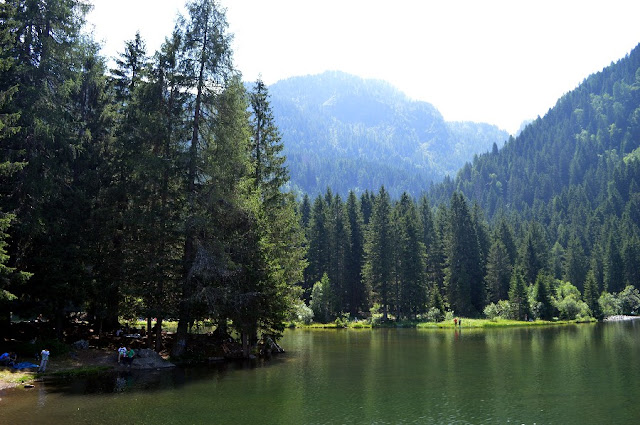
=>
[267,71,510,197]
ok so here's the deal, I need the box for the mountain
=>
[427,44,640,294]
[430,43,640,220]
[268,71,509,198]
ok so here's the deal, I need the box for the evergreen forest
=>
[2,0,640,359]
[0,0,305,357]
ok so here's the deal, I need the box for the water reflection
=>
[3,321,640,424]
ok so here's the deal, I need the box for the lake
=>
[2,321,640,424]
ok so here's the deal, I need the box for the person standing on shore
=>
[39,348,50,372]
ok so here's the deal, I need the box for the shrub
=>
[334,313,350,328]
[484,302,500,320]
[484,300,513,320]
[553,281,591,320]
[618,285,640,315]
[555,296,589,320]
[310,273,332,323]
[425,307,443,323]
[291,300,314,325]
[598,292,622,317]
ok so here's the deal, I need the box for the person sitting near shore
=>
[117,346,127,364]
[0,352,17,366]
[125,347,135,366]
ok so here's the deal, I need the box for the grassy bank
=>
[291,317,596,330]
[0,369,36,389]
[416,317,596,328]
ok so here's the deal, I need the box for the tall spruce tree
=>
[509,267,531,321]
[173,0,235,356]
[563,234,587,293]
[305,195,329,299]
[394,193,427,319]
[0,1,31,328]
[533,272,553,320]
[520,222,549,286]
[248,76,306,344]
[328,194,349,315]
[603,231,624,293]
[445,193,483,316]
[345,191,367,316]
[419,195,445,311]
[485,240,512,303]
[113,31,187,350]
[2,0,99,335]
[583,269,602,318]
[363,187,393,320]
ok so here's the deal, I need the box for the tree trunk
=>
[155,317,163,353]
[242,330,250,358]
[146,317,152,348]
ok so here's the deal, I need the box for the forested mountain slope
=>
[431,43,640,221]
[425,43,640,298]
[269,71,509,197]
[300,46,640,323]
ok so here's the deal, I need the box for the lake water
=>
[2,321,640,424]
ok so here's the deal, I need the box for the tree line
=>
[0,0,305,357]
[300,186,640,324]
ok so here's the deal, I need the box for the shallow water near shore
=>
[2,321,640,424]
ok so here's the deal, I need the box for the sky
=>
[86,0,640,134]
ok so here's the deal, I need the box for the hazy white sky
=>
[86,0,640,134]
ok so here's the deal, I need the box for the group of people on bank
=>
[117,346,136,366]
[0,348,49,372]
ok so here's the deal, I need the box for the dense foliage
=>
[0,0,305,356]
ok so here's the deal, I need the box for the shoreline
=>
[0,347,173,391]
[603,315,640,321]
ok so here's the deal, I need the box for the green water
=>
[2,321,640,424]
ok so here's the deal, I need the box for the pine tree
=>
[327,194,349,315]
[116,31,186,350]
[2,0,100,335]
[306,195,329,299]
[419,195,445,310]
[345,191,367,316]
[363,187,394,320]
[111,31,147,107]
[533,272,553,320]
[604,232,625,293]
[622,235,640,289]
[583,269,602,318]
[520,222,549,286]
[249,78,287,200]
[394,193,427,319]
[247,78,306,340]
[563,234,587,293]
[300,193,311,228]
[445,193,483,316]
[509,267,531,321]
[360,190,374,225]
[0,2,31,328]
[485,240,512,303]
[173,0,236,356]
